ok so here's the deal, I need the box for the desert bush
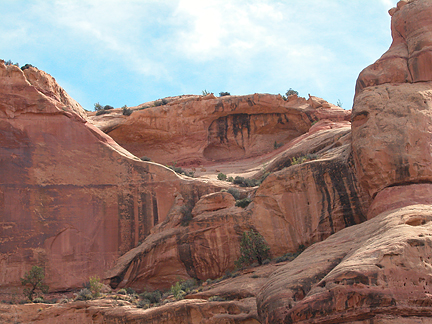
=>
[140,290,162,304]
[227,176,234,182]
[209,295,225,302]
[202,90,210,95]
[122,105,133,116]
[291,154,318,166]
[235,198,252,208]
[170,281,185,300]
[286,88,298,97]
[227,188,240,200]
[141,156,151,161]
[180,279,197,292]
[94,102,103,111]
[117,288,127,295]
[217,172,227,181]
[95,109,111,116]
[21,266,49,302]
[262,259,271,265]
[235,230,270,267]
[219,92,230,97]
[233,176,260,187]
[21,63,34,70]
[89,276,103,298]
[75,288,92,301]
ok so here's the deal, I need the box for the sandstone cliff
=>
[0,61,221,293]
[89,93,350,166]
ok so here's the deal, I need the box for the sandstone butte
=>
[2,0,432,323]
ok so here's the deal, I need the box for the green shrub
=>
[122,106,133,116]
[170,281,185,300]
[235,198,251,208]
[168,165,194,178]
[202,90,210,95]
[139,290,161,304]
[227,176,234,182]
[180,279,197,292]
[235,229,270,267]
[291,154,318,166]
[262,259,271,265]
[217,173,227,181]
[21,63,34,70]
[89,276,103,298]
[286,88,298,97]
[75,288,92,301]
[95,109,111,116]
[125,287,135,295]
[117,288,127,295]
[209,295,225,302]
[227,188,240,200]
[21,266,49,302]
[233,176,260,187]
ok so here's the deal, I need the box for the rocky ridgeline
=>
[2,0,432,323]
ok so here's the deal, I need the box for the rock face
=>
[355,0,432,93]
[257,204,432,323]
[89,94,350,166]
[257,1,432,322]
[0,62,219,293]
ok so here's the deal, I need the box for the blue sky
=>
[1,0,395,111]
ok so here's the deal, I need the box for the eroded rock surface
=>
[0,62,220,293]
[89,93,350,166]
[257,204,432,323]
[355,0,432,93]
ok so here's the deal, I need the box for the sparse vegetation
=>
[21,63,34,70]
[227,187,240,200]
[89,276,103,298]
[235,197,252,208]
[122,105,133,116]
[235,229,270,268]
[291,154,319,165]
[141,156,151,161]
[170,281,186,300]
[202,90,210,95]
[75,288,93,301]
[209,295,225,302]
[337,99,343,108]
[139,290,162,304]
[168,164,195,177]
[219,92,230,97]
[286,88,298,97]
[4,59,19,67]
[20,266,49,302]
[217,172,227,181]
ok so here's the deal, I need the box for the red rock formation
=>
[356,0,432,93]
[258,1,432,322]
[89,93,350,166]
[0,62,220,293]
[257,204,432,323]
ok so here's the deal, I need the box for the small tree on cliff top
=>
[236,229,270,267]
[21,266,49,301]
